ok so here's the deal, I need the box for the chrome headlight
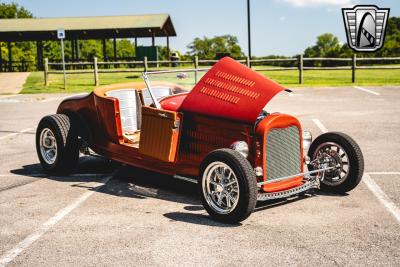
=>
[231,141,249,158]
[302,130,312,150]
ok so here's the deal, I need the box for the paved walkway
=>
[0,72,30,94]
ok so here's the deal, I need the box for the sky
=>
[2,0,399,56]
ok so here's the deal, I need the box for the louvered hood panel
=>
[179,57,285,123]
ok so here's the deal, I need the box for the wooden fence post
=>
[93,57,99,86]
[44,58,49,86]
[144,56,148,72]
[352,54,357,83]
[194,56,199,83]
[246,56,250,67]
[298,54,303,84]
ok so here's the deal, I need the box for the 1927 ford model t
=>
[36,57,364,223]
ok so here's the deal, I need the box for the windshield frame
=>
[142,68,210,108]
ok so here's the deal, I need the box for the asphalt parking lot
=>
[0,86,399,266]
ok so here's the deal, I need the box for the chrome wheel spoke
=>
[313,142,350,186]
[210,180,219,187]
[225,180,237,187]
[43,141,52,149]
[40,128,57,165]
[226,193,235,207]
[217,192,224,205]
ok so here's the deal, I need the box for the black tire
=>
[36,114,79,174]
[199,149,257,224]
[307,132,364,194]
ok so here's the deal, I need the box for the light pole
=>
[247,0,252,64]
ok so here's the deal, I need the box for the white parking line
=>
[354,86,380,96]
[367,172,400,175]
[0,173,107,178]
[0,175,112,266]
[0,94,20,99]
[0,174,43,178]
[0,99,20,103]
[0,128,33,141]
[312,119,328,133]
[363,174,400,223]
[312,118,400,224]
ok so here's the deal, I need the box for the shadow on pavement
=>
[12,156,199,205]
[163,212,241,227]
[11,156,349,226]
[98,165,199,205]
[11,156,119,182]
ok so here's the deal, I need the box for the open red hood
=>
[179,57,285,123]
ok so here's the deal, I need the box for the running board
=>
[257,177,319,201]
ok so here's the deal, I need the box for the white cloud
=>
[279,16,286,21]
[282,0,358,7]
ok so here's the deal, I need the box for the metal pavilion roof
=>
[0,14,176,42]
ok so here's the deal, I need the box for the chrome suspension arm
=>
[257,167,335,187]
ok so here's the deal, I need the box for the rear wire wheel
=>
[36,114,80,174]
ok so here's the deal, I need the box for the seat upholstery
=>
[105,89,142,132]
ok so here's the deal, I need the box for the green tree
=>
[186,35,244,59]
[0,2,35,70]
[376,17,400,57]
[304,33,341,58]
[0,1,32,18]
[116,39,135,59]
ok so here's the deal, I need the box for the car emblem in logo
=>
[342,5,390,52]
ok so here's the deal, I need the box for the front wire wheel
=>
[202,162,240,214]
[199,149,257,224]
[308,132,364,194]
[312,142,350,186]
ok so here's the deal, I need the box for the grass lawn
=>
[21,68,400,94]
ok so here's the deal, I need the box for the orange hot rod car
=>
[35,57,364,223]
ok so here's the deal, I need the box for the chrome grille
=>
[266,126,301,181]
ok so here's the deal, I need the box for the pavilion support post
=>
[134,37,138,61]
[75,39,80,62]
[36,41,41,70]
[0,42,3,72]
[113,36,117,63]
[71,40,75,62]
[7,42,12,72]
[152,33,155,47]
[102,39,107,61]
[166,36,170,63]
[36,41,44,71]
